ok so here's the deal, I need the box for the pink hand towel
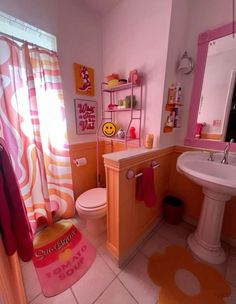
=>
[136,167,156,207]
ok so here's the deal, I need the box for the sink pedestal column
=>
[187,188,231,264]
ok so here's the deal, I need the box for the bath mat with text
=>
[32,220,96,297]
[148,245,231,304]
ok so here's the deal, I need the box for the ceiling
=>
[82,0,120,16]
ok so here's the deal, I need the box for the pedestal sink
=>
[177,151,236,264]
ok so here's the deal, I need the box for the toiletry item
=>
[106,73,120,82]
[167,83,176,104]
[166,115,174,128]
[125,95,137,108]
[195,123,204,138]
[175,83,182,104]
[144,133,154,149]
[117,128,125,138]
[124,99,130,108]
[174,107,180,128]
[171,111,175,126]
[128,69,140,84]
[107,79,119,88]
[108,103,118,110]
[129,127,136,139]
[118,99,125,109]
[118,79,127,85]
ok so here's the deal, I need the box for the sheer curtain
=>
[0,36,74,232]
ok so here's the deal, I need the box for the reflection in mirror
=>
[225,83,236,141]
[197,34,236,142]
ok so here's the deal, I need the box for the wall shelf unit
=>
[165,102,183,111]
[97,79,143,148]
[163,103,183,133]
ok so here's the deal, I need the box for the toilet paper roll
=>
[73,157,87,167]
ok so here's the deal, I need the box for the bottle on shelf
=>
[167,83,176,104]
[174,83,182,104]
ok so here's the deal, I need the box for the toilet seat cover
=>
[77,188,106,209]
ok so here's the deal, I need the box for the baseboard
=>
[118,217,163,268]
[221,235,236,248]
[183,216,236,248]
[182,215,197,227]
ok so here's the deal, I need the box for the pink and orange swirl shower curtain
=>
[0,36,75,232]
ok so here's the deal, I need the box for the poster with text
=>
[74,99,97,134]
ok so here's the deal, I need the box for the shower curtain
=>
[0,36,75,232]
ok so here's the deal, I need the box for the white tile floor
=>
[20,220,236,304]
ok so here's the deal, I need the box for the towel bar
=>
[126,160,160,179]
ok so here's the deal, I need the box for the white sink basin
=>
[177,151,236,196]
[176,150,236,264]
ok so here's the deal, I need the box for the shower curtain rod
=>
[0,31,56,53]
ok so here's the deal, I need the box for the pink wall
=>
[102,0,236,149]
[0,0,103,144]
[1,0,232,149]
[102,0,172,148]
[159,0,191,148]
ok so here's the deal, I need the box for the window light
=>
[0,11,57,51]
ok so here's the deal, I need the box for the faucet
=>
[221,139,234,164]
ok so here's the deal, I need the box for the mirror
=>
[197,34,236,141]
[185,21,236,152]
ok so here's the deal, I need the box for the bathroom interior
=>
[1,0,236,303]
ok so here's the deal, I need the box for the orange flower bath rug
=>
[147,245,231,304]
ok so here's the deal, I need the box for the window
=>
[0,11,57,51]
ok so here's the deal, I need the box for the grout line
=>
[225,252,236,288]
[27,291,43,304]
[136,227,157,252]
[229,282,236,290]
[91,277,117,304]
[138,249,149,260]
[96,249,122,276]
[227,280,236,289]
[118,249,140,270]
[116,277,139,304]
[70,287,79,304]
[223,246,231,279]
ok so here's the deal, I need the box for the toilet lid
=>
[77,188,106,209]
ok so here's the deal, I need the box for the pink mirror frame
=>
[184,21,236,152]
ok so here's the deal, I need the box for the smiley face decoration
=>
[102,122,117,137]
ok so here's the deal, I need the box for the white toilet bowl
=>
[75,188,107,235]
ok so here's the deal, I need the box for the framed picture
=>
[74,63,95,96]
[74,99,97,134]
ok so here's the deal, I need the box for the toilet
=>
[75,188,107,235]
